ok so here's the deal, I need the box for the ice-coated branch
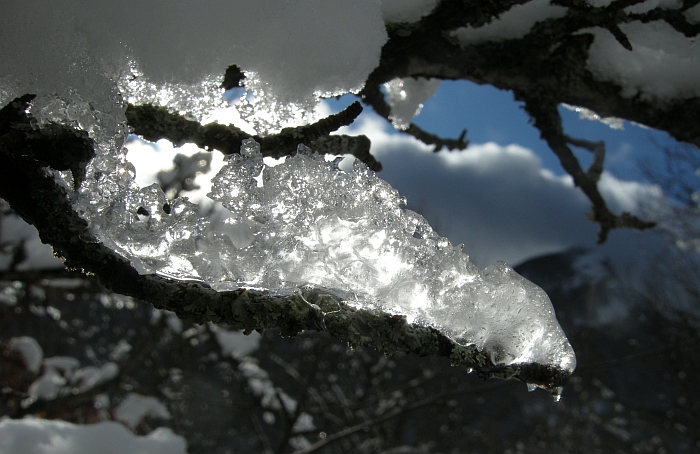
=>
[125,101,382,171]
[0,94,94,190]
[523,99,655,243]
[0,99,572,395]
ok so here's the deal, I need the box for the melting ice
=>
[199,140,571,373]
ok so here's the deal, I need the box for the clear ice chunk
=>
[204,139,576,373]
[383,77,441,130]
[63,136,576,374]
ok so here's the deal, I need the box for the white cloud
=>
[339,111,665,267]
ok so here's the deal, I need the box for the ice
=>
[202,140,575,372]
[384,78,441,130]
[7,121,576,373]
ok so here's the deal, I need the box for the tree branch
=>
[125,101,382,171]
[522,99,655,242]
[293,380,510,454]
[364,0,700,150]
[359,82,469,151]
[0,97,570,394]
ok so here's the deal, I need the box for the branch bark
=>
[125,101,382,171]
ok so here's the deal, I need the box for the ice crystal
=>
[204,140,576,372]
[384,78,441,130]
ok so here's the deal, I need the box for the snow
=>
[72,363,120,392]
[114,393,171,430]
[110,340,133,361]
[0,0,387,134]
[381,0,438,24]
[43,357,81,377]
[384,78,441,130]
[210,325,262,359]
[624,0,682,14]
[23,356,118,407]
[687,3,700,23]
[452,0,568,45]
[586,0,614,6]
[237,358,314,431]
[585,21,700,100]
[451,2,700,101]
[0,215,65,271]
[0,417,187,454]
[0,281,24,306]
[26,368,67,402]
[9,336,43,374]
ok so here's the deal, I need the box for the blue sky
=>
[328,79,679,183]
[414,80,680,183]
[317,80,685,268]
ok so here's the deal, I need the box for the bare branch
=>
[522,99,655,242]
[293,381,510,454]
[359,83,469,151]
[125,101,381,170]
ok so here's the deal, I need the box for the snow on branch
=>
[0,97,574,396]
[367,0,700,149]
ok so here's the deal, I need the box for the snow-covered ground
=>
[0,418,187,454]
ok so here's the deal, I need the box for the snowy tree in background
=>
[1,1,700,452]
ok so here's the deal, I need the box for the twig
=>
[359,83,469,151]
[293,381,510,454]
[125,101,381,171]
[522,99,655,242]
